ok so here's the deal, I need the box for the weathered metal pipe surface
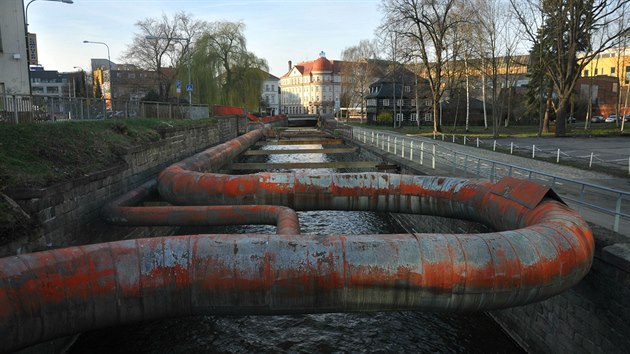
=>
[0,127,595,352]
[102,179,300,235]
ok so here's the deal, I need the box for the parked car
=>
[605,114,617,123]
[624,114,630,123]
[590,115,604,123]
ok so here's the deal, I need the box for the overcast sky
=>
[26,0,383,77]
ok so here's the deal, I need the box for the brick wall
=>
[1,118,237,257]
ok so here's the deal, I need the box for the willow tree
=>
[190,21,268,111]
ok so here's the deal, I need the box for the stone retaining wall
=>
[1,117,239,257]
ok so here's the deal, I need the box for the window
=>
[611,67,616,75]
[404,86,411,93]
[383,99,390,106]
[594,68,598,75]
[367,99,376,106]
[265,84,269,91]
[411,99,416,107]
[425,99,431,107]
[625,66,630,84]
[397,99,403,107]
[272,84,275,91]
[128,73,135,79]
[584,69,589,76]
[424,113,432,121]
[396,113,404,121]
[410,113,418,121]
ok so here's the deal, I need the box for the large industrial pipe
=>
[0,127,594,352]
[102,179,300,235]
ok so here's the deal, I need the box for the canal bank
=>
[0,120,628,352]
[343,126,630,354]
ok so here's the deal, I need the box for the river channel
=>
[68,140,524,353]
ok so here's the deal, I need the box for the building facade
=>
[280,52,343,116]
[261,71,279,116]
[0,0,29,95]
[365,68,431,125]
[581,47,630,87]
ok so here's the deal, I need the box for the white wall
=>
[0,0,30,95]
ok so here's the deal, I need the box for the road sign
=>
[28,33,38,65]
[176,80,181,94]
[186,83,193,92]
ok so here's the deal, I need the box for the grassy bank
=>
[0,118,217,190]
[0,118,217,239]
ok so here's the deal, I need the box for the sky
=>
[26,0,383,78]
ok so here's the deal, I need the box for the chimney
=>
[288,60,292,71]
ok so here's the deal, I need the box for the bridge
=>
[0,126,594,353]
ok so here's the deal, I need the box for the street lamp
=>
[26,0,73,27]
[146,35,193,110]
[83,40,111,104]
[24,0,73,94]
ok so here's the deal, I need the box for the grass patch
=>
[0,118,217,191]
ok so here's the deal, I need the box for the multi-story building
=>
[0,0,29,95]
[365,67,431,125]
[581,47,630,86]
[30,68,68,97]
[261,71,279,115]
[280,52,343,116]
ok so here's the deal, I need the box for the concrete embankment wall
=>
[1,117,239,258]
[354,139,630,354]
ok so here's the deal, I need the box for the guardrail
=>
[349,126,630,235]
[430,132,630,175]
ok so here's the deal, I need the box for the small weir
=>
[0,126,593,353]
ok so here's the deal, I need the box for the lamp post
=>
[24,0,73,95]
[83,40,111,106]
[146,35,193,112]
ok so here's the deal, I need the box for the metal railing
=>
[0,94,209,124]
[350,126,630,235]
[430,132,630,175]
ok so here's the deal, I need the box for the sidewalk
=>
[350,126,630,238]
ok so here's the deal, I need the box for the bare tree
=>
[381,0,463,133]
[123,12,204,101]
[341,40,380,122]
[512,0,630,137]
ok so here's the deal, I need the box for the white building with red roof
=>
[279,51,343,116]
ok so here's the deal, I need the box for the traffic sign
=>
[176,80,181,94]
[186,83,193,92]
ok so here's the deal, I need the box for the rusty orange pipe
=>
[101,179,300,235]
[0,127,595,352]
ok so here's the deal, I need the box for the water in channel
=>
[69,140,523,354]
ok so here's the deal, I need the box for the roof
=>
[365,68,428,99]
[281,56,344,78]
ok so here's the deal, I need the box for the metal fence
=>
[0,94,209,124]
[349,125,630,236]
[429,132,630,175]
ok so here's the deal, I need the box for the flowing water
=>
[69,141,524,354]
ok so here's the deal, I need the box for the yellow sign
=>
[28,33,38,65]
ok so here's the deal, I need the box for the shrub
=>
[376,111,392,125]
